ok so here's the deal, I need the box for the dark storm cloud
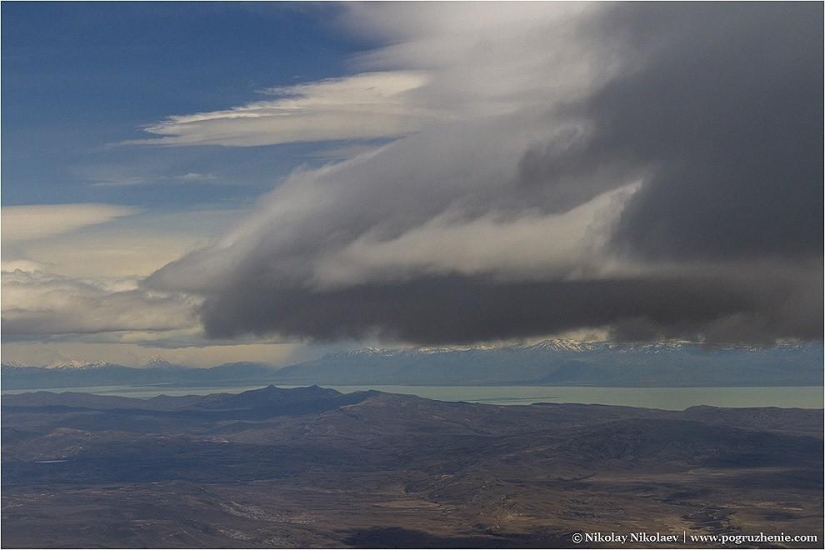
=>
[147,3,823,346]
[200,266,821,345]
[199,275,744,343]
[583,2,823,260]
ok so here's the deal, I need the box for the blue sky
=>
[2,3,821,368]
[3,2,367,208]
[3,2,380,366]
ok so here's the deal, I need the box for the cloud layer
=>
[146,3,823,346]
[2,204,138,242]
[2,270,197,336]
[129,71,435,147]
[1,206,237,351]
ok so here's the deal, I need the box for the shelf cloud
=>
[146,3,823,346]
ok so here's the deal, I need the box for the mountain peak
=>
[522,339,601,353]
[45,360,111,370]
[144,357,181,369]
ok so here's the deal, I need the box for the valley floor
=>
[2,387,822,548]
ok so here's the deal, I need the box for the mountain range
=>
[2,340,822,390]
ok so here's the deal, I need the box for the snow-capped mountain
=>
[330,347,406,359]
[325,338,787,359]
[328,339,696,358]
[44,360,112,370]
[515,339,611,353]
[282,339,822,387]
[143,357,184,369]
[327,344,497,360]
[2,340,820,390]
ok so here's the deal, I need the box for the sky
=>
[2,2,822,368]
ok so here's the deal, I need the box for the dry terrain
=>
[2,387,822,548]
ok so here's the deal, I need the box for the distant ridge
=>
[3,340,822,390]
[277,340,823,387]
[323,338,810,359]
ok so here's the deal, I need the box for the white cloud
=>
[1,340,300,368]
[310,182,641,290]
[87,176,149,188]
[2,270,199,336]
[128,71,437,147]
[3,206,243,278]
[174,172,217,181]
[1,204,138,243]
[2,206,246,359]
[305,143,387,161]
[127,4,611,149]
[344,3,612,118]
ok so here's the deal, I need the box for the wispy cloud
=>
[88,176,149,188]
[1,339,299,368]
[81,167,225,188]
[1,204,138,242]
[173,172,217,182]
[127,71,437,147]
[304,143,389,161]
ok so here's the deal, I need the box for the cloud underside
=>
[146,3,822,346]
[198,271,821,345]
